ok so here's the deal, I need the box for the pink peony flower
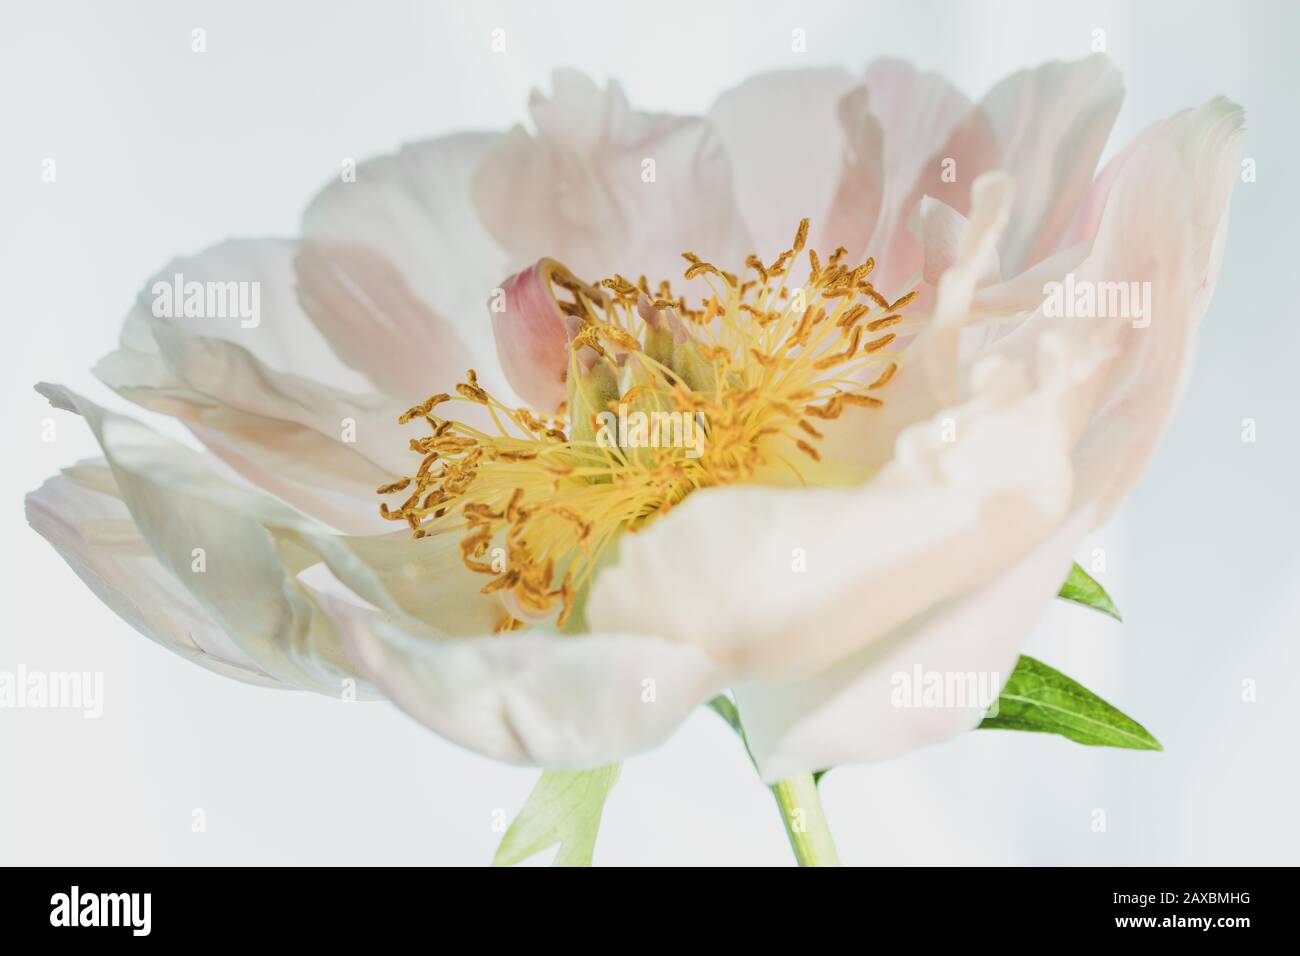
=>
[28,56,1242,795]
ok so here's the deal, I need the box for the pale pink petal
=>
[708,67,863,254]
[915,173,1015,404]
[489,260,573,411]
[855,59,984,294]
[298,132,508,395]
[920,195,1002,289]
[735,509,1093,782]
[1062,97,1244,262]
[588,329,1108,682]
[26,461,284,689]
[95,240,420,534]
[809,176,1011,486]
[325,598,726,769]
[119,239,371,390]
[293,240,481,404]
[977,54,1124,273]
[323,529,505,638]
[1061,138,1136,250]
[36,385,374,694]
[1064,99,1245,520]
[821,86,885,266]
[472,69,753,287]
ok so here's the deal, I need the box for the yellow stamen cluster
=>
[378,220,918,629]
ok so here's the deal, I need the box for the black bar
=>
[0,866,1279,941]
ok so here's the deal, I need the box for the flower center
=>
[377,220,917,630]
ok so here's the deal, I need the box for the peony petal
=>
[325,529,505,638]
[916,172,1015,404]
[1061,99,1244,520]
[324,597,726,768]
[855,59,985,294]
[734,509,1093,782]
[821,85,885,268]
[1082,97,1243,287]
[298,131,508,393]
[95,239,419,534]
[117,238,370,389]
[35,390,725,771]
[472,69,753,286]
[813,179,1013,479]
[489,259,576,411]
[920,195,1002,290]
[977,54,1124,273]
[819,183,1094,482]
[933,101,1241,528]
[293,240,483,404]
[25,461,284,689]
[36,384,373,695]
[587,329,1108,682]
[707,67,863,255]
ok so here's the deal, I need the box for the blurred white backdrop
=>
[2,0,1297,865]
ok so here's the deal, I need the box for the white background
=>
[2,0,1297,865]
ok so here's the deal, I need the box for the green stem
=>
[769,772,841,867]
[708,695,842,867]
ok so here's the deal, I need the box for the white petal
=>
[708,67,863,254]
[37,384,371,694]
[37,388,725,770]
[325,529,505,637]
[820,184,1096,483]
[856,59,980,294]
[920,195,1001,289]
[25,462,284,688]
[812,175,1014,480]
[811,177,1008,483]
[917,172,1015,404]
[293,241,485,403]
[1064,98,1245,520]
[95,239,417,533]
[1070,96,1244,287]
[587,331,1106,681]
[978,54,1124,273]
[821,85,884,265]
[121,238,370,389]
[472,69,753,285]
[735,509,1093,782]
[298,131,508,389]
[324,598,726,768]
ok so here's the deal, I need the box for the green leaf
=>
[491,765,621,867]
[978,655,1161,750]
[1057,562,1122,620]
